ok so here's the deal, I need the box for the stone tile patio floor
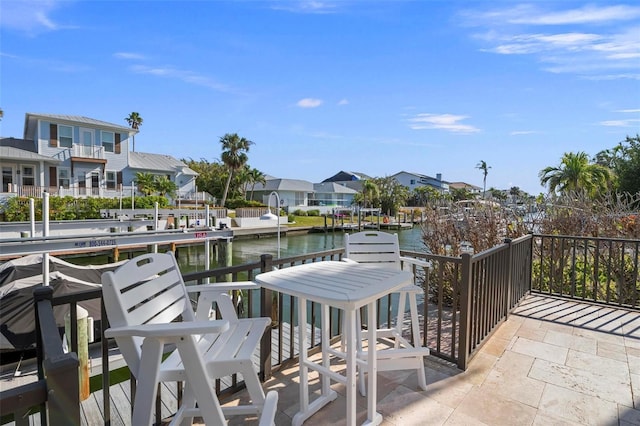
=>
[224,294,640,426]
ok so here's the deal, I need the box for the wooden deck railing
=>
[2,233,637,424]
[0,286,81,426]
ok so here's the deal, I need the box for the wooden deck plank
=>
[3,321,323,425]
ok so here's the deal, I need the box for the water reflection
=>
[177,226,427,273]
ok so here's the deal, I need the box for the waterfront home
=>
[448,181,483,196]
[391,170,449,194]
[250,177,357,215]
[310,182,358,209]
[322,170,372,192]
[0,113,199,202]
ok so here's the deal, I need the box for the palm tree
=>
[539,151,613,197]
[134,172,156,196]
[509,186,521,204]
[0,108,4,121]
[476,160,491,199]
[125,112,143,152]
[220,133,254,207]
[155,176,177,198]
[247,168,266,201]
[361,179,379,209]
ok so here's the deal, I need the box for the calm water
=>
[177,226,428,273]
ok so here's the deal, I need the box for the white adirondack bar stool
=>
[343,231,431,395]
[101,252,278,426]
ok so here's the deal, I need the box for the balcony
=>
[1,234,638,425]
[70,144,105,161]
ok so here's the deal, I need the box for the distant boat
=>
[0,254,126,353]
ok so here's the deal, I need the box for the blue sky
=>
[1,1,639,195]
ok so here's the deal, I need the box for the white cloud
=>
[508,5,640,25]
[130,65,234,93]
[465,4,640,79]
[297,98,323,108]
[114,52,147,61]
[271,1,338,14]
[467,4,640,26]
[599,118,640,127]
[338,98,349,106]
[510,130,537,136]
[0,0,74,35]
[407,113,480,134]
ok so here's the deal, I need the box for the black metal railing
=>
[3,233,638,424]
[532,234,639,309]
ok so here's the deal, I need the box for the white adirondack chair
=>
[343,231,430,395]
[101,252,278,426]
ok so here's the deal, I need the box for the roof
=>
[253,178,314,192]
[313,182,358,194]
[449,182,482,191]
[0,146,60,163]
[0,137,37,152]
[392,170,440,180]
[128,152,197,175]
[24,113,136,140]
[322,171,371,183]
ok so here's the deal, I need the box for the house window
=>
[294,192,305,206]
[22,166,35,186]
[59,125,73,148]
[78,172,86,195]
[58,169,70,189]
[2,166,13,192]
[101,131,115,153]
[106,171,116,190]
[410,179,416,185]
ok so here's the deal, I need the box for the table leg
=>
[321,304,331,396]
[365,302,383,425]
[298,297,309,417]
[345,308,357,426]
[293,299,337,426]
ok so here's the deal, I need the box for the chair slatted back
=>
[344,231,402,269]
[101,252,194,376]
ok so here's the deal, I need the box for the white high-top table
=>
[255,261,413,426]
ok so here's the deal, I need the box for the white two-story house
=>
[392,171,449,194]
[0,113,198,201]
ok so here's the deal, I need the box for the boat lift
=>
[0,227,232,258]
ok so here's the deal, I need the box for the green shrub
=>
[0,195,169,221]
[226,199,264,209]
[293,209,307,216]
[307,209,320,216]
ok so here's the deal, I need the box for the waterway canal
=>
[177,226,428,273]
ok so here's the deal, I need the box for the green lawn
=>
[287,215,327,227]
[287,215,363,227]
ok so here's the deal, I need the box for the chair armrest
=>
[185,281,260,294]
[105,319,229,339]
[399,256,431,269]
[258,390,279,426]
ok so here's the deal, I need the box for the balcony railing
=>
[71,144,105,160]
[1,233,637,424]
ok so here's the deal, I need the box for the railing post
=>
[259,254,274,381]
[504,238,513,318]
[528,233,534,293]
[457,253,473,370]
[33,287,81,426]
